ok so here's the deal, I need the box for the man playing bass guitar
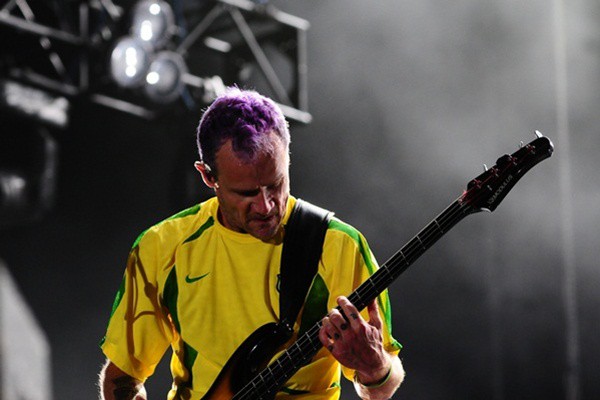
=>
[98,88,405,400]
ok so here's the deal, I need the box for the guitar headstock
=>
[461,131,554,212]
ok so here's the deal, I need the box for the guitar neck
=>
[230,134,553,400]
[233,197,474,399]
[349,197,472,310]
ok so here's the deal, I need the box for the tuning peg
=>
[535,130,543,138]
[483,164,488,172]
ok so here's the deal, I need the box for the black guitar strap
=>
[279,198,333,332]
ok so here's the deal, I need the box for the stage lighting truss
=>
[0,0,311,123]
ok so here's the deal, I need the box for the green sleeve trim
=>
[391,339,403,351]
[131,228,150,250]
[131,203,202,249]
[168,203,202,220]
[109,273,126,319]
[327,219,395,340]
[298,273,330,337]
[327,219,377,275]
[99,267,128,348]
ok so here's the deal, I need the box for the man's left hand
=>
[318,296,391,384]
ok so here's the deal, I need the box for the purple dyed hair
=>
[196,87,290,177]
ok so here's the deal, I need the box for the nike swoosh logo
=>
[185,272,210,283]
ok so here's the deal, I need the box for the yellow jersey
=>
[100,196,400,399]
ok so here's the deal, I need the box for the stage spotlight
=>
[144,51,187,103]
[110,36,152,88]
[131,0,175,49]
[0,0,311,122]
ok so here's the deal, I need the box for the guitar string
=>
[343,143,541,312]
[234,151,535,399]
[234,198,478,399]
[341,144,540,322]
[234,199,473,399]
[262,143,546,397]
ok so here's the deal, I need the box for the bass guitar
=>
[201,132,554,400]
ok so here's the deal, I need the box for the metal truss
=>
[0,0,311,124]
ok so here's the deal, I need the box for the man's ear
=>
[194,162,218,189]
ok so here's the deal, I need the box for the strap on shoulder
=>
[279,198,333,331]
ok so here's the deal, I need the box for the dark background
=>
[1,0,599,399]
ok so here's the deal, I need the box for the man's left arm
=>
[353,352,404,400]
[319,296,405,400]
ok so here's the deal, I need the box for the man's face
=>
[203,135,290,241]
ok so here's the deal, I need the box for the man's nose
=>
[253,188,274,215]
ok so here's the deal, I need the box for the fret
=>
[365,276,377,291]
[433,218,444,234]
[378,264,395,285]
[264,364,276,380]
[305,328,321,351]
[403,239,423,263]
[415,234,427,250]
[249,379,257,391]
[396,249,409,267]
[350,290,365,309]
[420,219,444,242]
[284,350,294,363]
[257,372,267,387]
[290,342,304,361]
[275,358,283,371]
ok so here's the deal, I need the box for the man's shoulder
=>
[326,216,364,242]
[289,197,365,243]
[131,198,217,249]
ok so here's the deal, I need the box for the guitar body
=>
[201,322,293,400]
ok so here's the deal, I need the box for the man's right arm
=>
[99,359,147,400]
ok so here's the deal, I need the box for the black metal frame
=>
[0,0,311,123]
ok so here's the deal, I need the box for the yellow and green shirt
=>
[100,196,400,399]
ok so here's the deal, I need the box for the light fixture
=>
[144,51,187,103]
[109,36,152,88]
[0,0,311,122]
[131,0,175,49]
